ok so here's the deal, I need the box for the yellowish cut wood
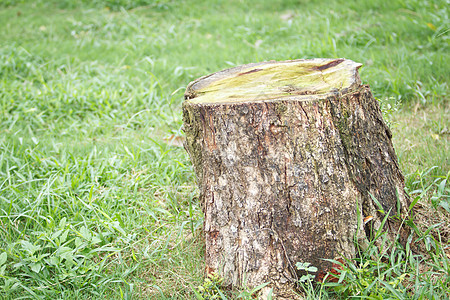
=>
[183,58,409,299]
[185,58,362,104]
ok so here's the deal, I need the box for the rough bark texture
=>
[182,59,409,298]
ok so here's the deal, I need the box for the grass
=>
[0,0,448,298]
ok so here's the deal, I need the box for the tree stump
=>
[182,59,409,297]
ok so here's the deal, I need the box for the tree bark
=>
[183,59,409,298]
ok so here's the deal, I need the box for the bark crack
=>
[299,102,310,122]
[261,227,299,284]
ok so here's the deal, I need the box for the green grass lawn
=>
[0,0,448,299]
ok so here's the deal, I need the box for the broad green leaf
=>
[296,262,312,270]
[250,281,270,294]
[51,230,63,241]
[0,265,6,276]
[217,288,228,300]
[49,256,59,266]
[59,229,69,244]
[267,288,273,300]
[189,283,204,299]
[338,270,347,284]
[91,235,102,245]
[439,201,450,213]
[20,240,40,255]
[379,279,404,298]
[0,252,7,266]
[308,266,318,272]
[80,226,92,241]
[369,192,385,214]
[111,221,126,236]
[31,262,42,273]
[59,217,67,229]
[409,196,421,210]
[438,179,446,194]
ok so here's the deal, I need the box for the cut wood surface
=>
[185,58,362,104]
[183,58,409,298]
